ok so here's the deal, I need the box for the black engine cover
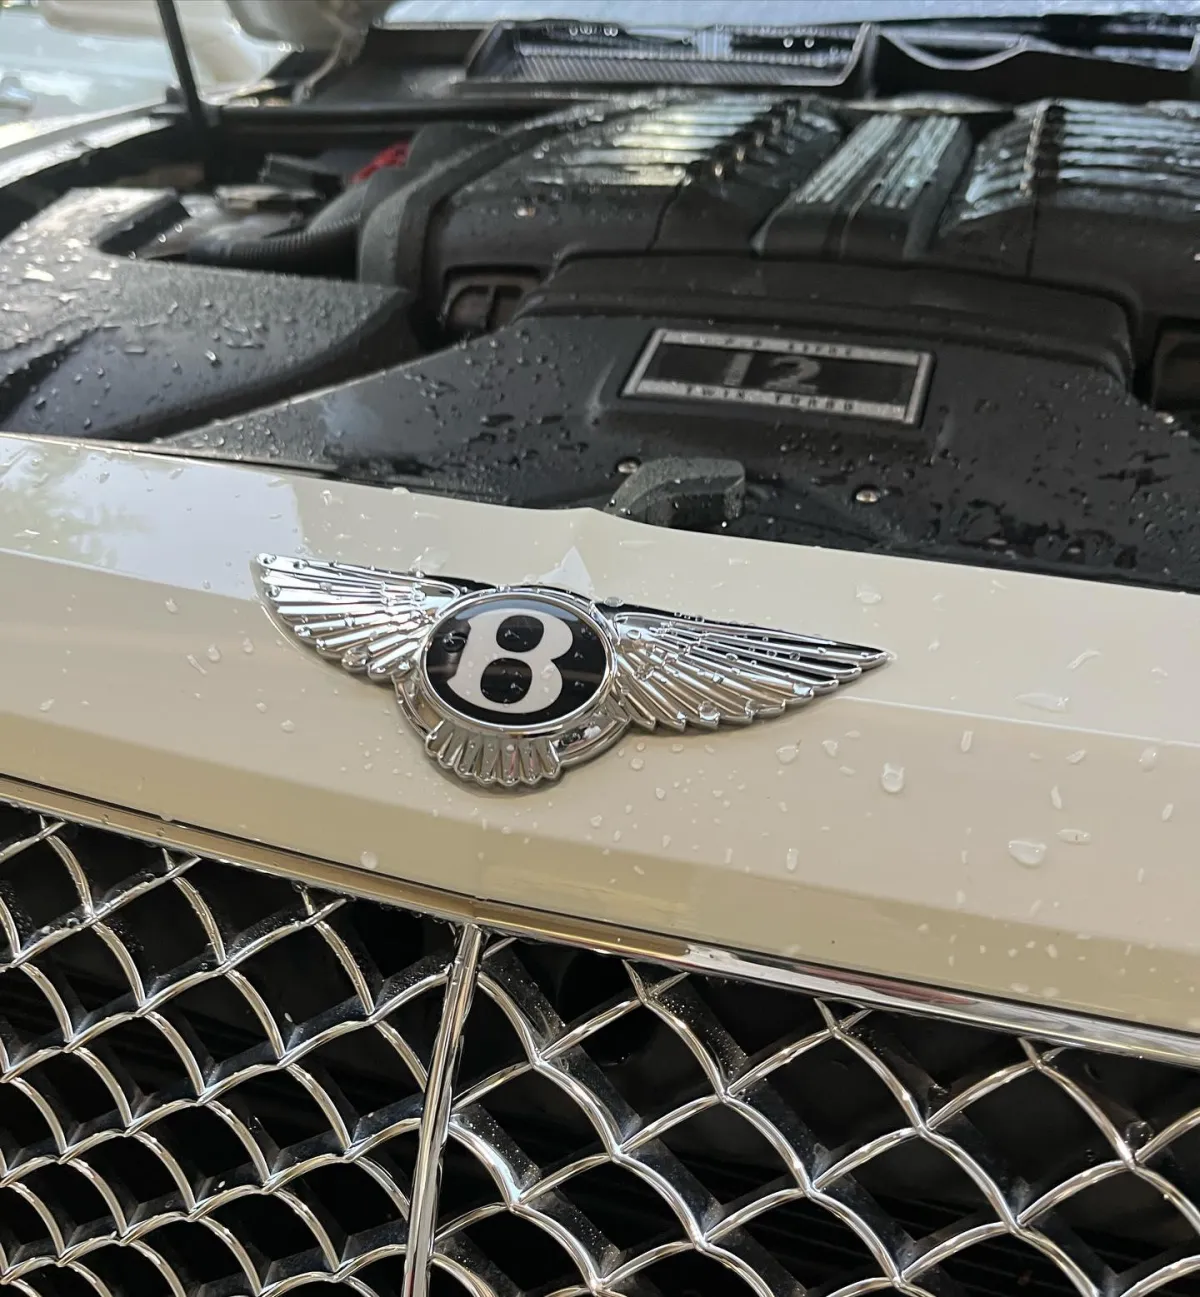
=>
[170,253,1200,590]
[411,93,1200,365]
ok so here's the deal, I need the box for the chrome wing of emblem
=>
[256,554,890,788]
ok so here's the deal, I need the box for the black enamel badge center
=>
[423,593,610,728]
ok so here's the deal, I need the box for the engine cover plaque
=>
[624,328,933,425]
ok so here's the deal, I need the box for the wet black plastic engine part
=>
[0,188,413,443]
[606,457,747,529]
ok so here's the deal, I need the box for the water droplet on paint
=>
[880,763,905,794]
[785,846,799,872]
[280,720,295,732]
[1139,747,1158,771]
[206,644,221,663]
[360,850,378,869]
[776,743,799,764]
[960,730,973,753]
[1057,828,1091,844]
[1050,786,1063,810]
[38,699,54,712]
[1008,839,1047,868]
[164,598,178,614]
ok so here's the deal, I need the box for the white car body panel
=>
[0,432,1194,1035]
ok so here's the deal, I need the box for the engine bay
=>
[3,75,1200,591]
[5,21,1200,1293]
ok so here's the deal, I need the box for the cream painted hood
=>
[0,430,1196,1036]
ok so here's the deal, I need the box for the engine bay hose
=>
[184,160,417,274]
[185,211,361,271]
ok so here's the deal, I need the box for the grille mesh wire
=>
[0,806,1199,1296]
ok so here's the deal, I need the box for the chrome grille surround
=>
[1,804,1200,1297]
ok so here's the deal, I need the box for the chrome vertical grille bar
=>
[403,925,483,1297]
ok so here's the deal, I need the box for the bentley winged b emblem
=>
[256,555,889,789]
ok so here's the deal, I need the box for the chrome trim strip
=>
[0,774,1198,1070]
[905,348,935,424]
[403,926,483,1297]
[621,324,669,396]
[678,946,1200,1068]
[0,776,684,962]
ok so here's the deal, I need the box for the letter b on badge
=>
[445,608,573,715]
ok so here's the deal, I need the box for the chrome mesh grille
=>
[1,805,1199,1297]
